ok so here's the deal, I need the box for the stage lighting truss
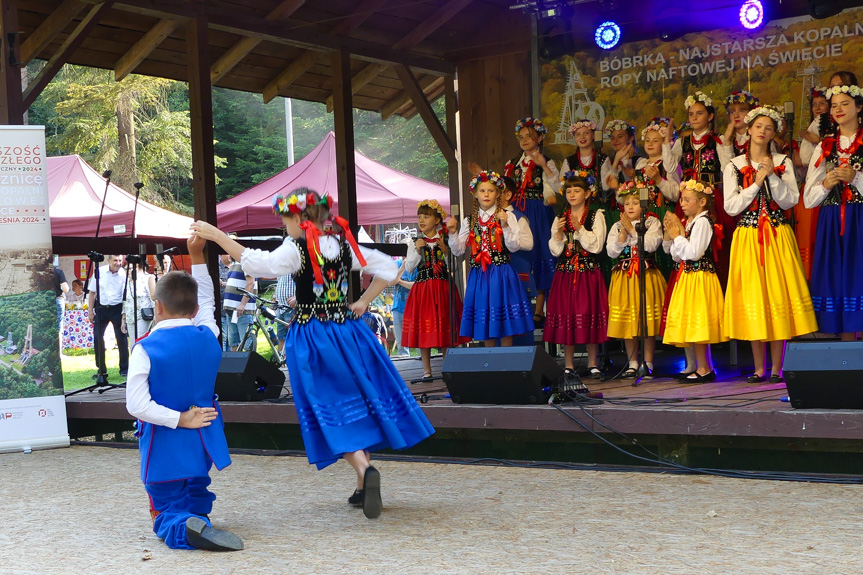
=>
[739,0,765,29]
[595,21,621,50]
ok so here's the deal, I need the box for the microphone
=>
[102,170,112,179]
[160,246,179,254]
[133,182,144,196]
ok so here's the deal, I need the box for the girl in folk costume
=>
[544,174,608,378]
[662,180,728,382]
[633,117,681,276]
[668,91,735,287]
[796,86,830,279]
[561,119,606,192]
[721,90,760,157]
[601,119,638,196]
[401,200,469,379]
[724,106,817,383]
[804,84,863,340]
[448,171,534,345]
[190,189,434,520]
[503,117,559,325]
[605,180,667,378]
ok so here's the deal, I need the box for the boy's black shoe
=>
[362,466,382,519]
[185,516,244,551]
[348,488,364,506]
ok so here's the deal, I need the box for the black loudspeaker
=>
[784,342,863,409]
[215,351,285,402]
[441,346,562,404]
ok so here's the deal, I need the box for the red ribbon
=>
[473,250,492,271]
[626,247,640,278]
[513,161,534,211]
[712,223,724,262]
[333,215,367,267]
[756,213,777,266]
[300,217,367,285]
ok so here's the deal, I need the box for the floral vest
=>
[555,208,601,274]
[416,237,451,282]
[732,160,789,229]
[292,238,353,324]
[467,214,512,270]
[681,133,723,186]
[681,215,717,274]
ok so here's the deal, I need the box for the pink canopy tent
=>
[217,131,451,232]
[47,155,192,239]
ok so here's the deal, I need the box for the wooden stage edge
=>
[65,355,863,443]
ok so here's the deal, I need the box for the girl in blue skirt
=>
[191,188,434,520]
[447,170,534,345]
[804,84,863,339]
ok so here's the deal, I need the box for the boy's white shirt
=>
[125,264,218,429]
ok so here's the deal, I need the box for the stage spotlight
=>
[739,0,764,29]
[539,30,576,60]
[807,0,842,19]
[595,21,621,50]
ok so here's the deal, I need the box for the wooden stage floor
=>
[65,349,863,445]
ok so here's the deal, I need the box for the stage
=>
[64,343,863,475]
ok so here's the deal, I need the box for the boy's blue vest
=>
[137,325,230,484]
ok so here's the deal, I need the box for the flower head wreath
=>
[682,178,714,195]
[641,116,674,141]
[744,105,784,133]
[469,170,506,192]
[617,179,649,197]
[569,119,597,135]
[724,90,759,111]
[560,170,597,196]
[272,189,333,216]
[810,85,828,100]
[684,91,714,110]
[417,199,447,222]
[514,117,547,136]
[604,119,632,139]
[827,85,863,99]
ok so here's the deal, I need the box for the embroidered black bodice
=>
[416,239,451,282]
[732,163,788,228]
[681,216,717,274]
[555,208,601,274]
[292,238,354,324]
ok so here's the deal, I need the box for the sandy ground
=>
[1,445,862,575]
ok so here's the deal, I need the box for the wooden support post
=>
[185,16,221,320]
[394,64,455,164]
[0,0,23,125]
[331,48,360,298]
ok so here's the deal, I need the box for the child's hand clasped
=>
[178,407,218,429]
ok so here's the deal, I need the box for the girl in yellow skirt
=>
[722,106,818,384]
[605,180,667,378]
[662,180,728,382]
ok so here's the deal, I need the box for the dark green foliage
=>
[0,291,63,397]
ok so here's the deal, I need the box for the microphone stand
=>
[123,182,145,349]
[633,188,651,387]
[66,171,123,396]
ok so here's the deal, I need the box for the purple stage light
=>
[740,0,764,29]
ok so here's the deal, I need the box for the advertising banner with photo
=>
[0,126,69,454]
[541,7,863,159]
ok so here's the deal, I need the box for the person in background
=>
[218,254,231,350]
[361,305,389,348]
[88,255,129,377]
[54,265,69,330]
[389,258,416,357]
[222,255,256,351]
[67,279,86,308]
[121,260,157,349]
[274,272,296,354]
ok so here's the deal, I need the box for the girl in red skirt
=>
[401,200,468,379]
[543,173,609,378]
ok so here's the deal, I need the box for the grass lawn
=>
[61,348,124,391]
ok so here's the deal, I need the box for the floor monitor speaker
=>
[784,341,863,409]
[215,351,285,402]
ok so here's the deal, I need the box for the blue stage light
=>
[739,0,764,29]
[595,21,621,50]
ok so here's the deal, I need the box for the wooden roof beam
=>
[324,0,471,112]
[20,0,86,65]
[260,0,388,104]
[23,1,115,110]
[114,18,181,81]
[380,75,443,120]
[394,65,454,164]
[74,0,454,74]
[210,0,306,84]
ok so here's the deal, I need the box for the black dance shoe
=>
[746,373,766,384]
[348,488,364,506]
[185,516,244,551]
[769,374,784,383]
[362,466,382,519]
